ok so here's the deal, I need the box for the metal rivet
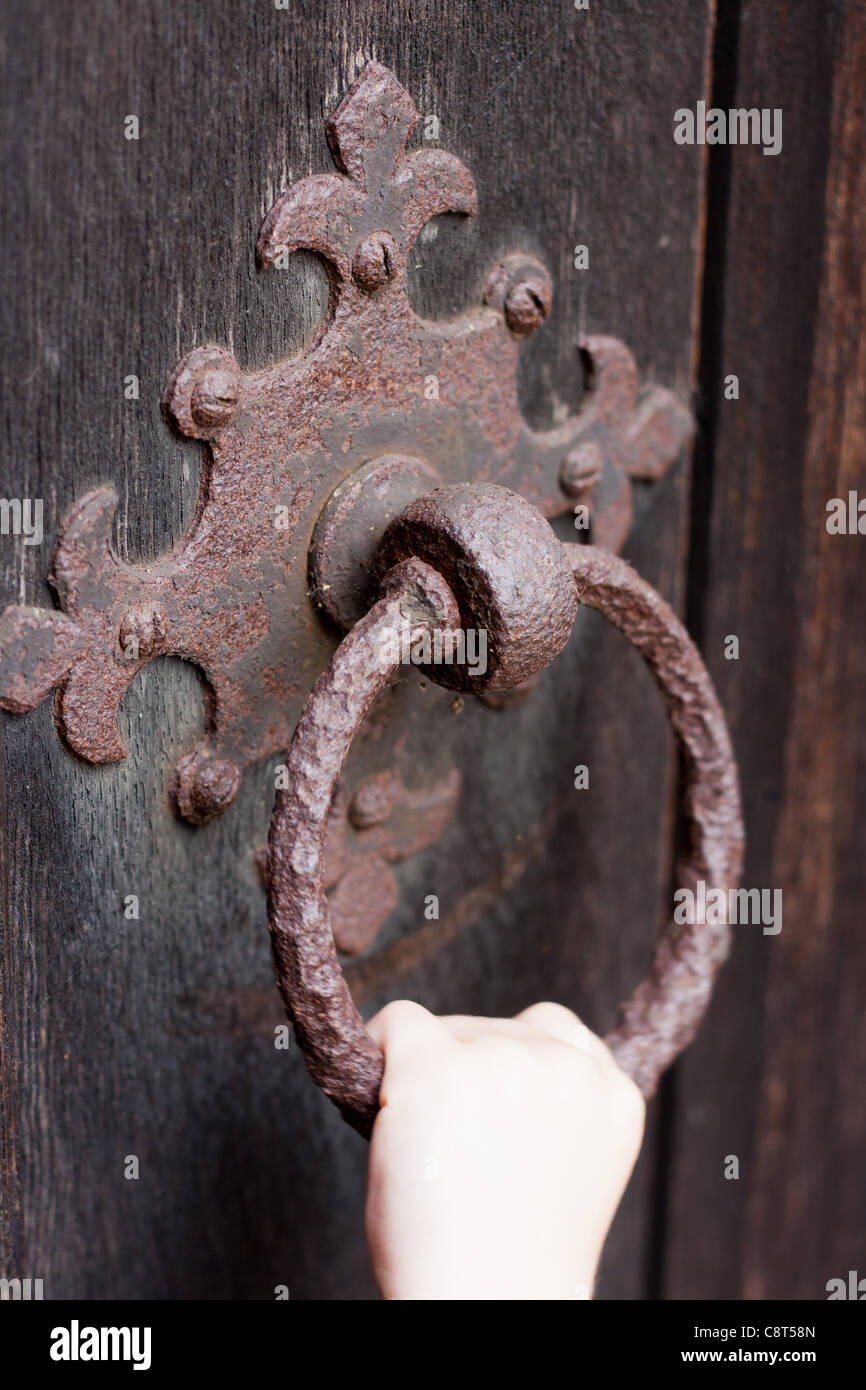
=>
[348,775,393,829]
[352,231,398,293]
[560,440,604,498]
[504,276,552,336]
[191,369,240,429]
[175,749,241,825]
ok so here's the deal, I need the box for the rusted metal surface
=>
[257,765,460,955]
[310,454,443,630]
[268,555,463,1137]
[564,542,744,1095]
[376,483,579,692]
[268,482,743,1134]
[325,768,460,953]
[0,61,692,828]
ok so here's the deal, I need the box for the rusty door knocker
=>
[268,483,743,1138]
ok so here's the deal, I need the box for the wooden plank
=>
[664,0,865,1299]
[1,0,709,1297]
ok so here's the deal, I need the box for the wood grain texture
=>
[664,0,866,1300]
[1,1,709,1297]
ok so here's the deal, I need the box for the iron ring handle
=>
[267,492,743,1138]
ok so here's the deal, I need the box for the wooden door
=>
[1,0,861,1300]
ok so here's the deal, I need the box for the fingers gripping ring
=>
[267,485,743,1137]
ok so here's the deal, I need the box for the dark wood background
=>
[1,0,861,1299]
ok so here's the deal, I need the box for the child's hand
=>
[364,1000,645,1300]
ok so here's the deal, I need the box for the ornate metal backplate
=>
[0,62,692,830]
